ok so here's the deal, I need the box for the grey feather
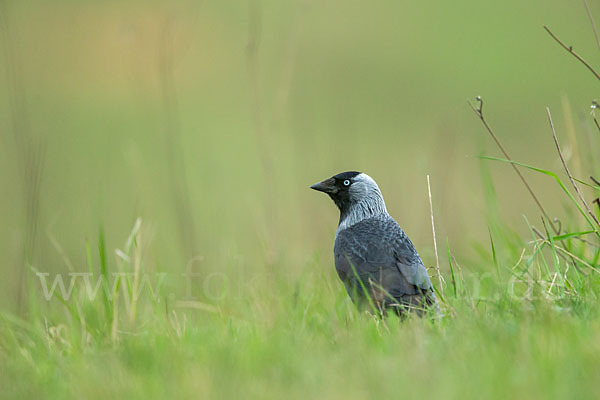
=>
[335,214,437,313]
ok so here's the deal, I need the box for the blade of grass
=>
[522,215,551,279]
[573,177,600,191]
[551,230,596,241]
[98,226,112,329]
[481,156,600,238]
[489,228,500,279]
[446,239,457,298]
[583,0,600,51]
[542,217,562,275]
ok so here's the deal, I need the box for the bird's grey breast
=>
[333,214,433,291]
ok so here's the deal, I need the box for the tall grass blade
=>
[481,156,600,238]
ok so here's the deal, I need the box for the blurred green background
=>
[0,0,598,310]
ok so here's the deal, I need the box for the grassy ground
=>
[2,1,600,398]
[2,238,600,399]
[2,164,600,399]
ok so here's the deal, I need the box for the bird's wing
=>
[389,230,433,291]
[334,216,433,302]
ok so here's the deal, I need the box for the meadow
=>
[1,0,600,398]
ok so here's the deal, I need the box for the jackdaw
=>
[311,171,439,316]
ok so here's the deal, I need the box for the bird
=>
[310,171,440,316]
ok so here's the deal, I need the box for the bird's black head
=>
[310,171,363,212]
[311,171,388,229]
[311,171,387,229]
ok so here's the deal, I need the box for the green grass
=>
[2,177,600,399]
[3,0,600,398]
[5,301,600,399]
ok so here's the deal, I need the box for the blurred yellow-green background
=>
[1,0,598,309]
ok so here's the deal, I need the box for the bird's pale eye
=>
[343,180,351,186]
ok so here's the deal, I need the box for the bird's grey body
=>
[311,171,439,315]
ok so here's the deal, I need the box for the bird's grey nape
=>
[337,173,388,234]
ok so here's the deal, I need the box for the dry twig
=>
[468,97,558,233]
[427,175,443,292]
[544,25,600,82]
[547,107,600,229]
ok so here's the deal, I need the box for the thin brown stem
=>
[583,0,600,50]
[544,25,600,82]
[593,117,600,134]
[547,107,600,229]
[468,99,558,234]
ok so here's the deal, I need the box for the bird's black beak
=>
[310,177,337,194]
